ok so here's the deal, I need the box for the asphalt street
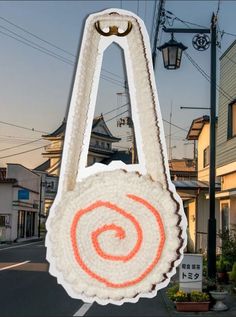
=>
[0,241,171,317]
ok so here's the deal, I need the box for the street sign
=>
[179,254,203,292]
[18,189,29,200]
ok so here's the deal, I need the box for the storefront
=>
[17,210,36,239]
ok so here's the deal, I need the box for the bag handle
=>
[57,9,170,197]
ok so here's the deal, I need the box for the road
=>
[0,241,171,316]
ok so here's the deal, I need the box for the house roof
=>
[102,150,132,164]
[186,115,210,140]
[173,180,220,190]
[43,115,120,141]
[220,39,236,61]
[34,159,50,172]
[42,120,66,138]
[169,158,196,172]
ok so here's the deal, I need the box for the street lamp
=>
[158,13,217,279]
[157,33,187,70]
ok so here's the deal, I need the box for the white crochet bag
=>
[46,8,187,306]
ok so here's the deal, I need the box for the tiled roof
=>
[173,180,220,190]
[102,150,132,164]
[34,159,50,172]
[186,116,210,140]
[169,159,196,172]
[42,120,66,138]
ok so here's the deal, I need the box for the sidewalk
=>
[0,236,43,250]
[161,287,236,317]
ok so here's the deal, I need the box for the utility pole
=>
[159,12,217,278]
[117,82,138,164]
[168,102,173,160]
[208,13,217,279]
[152,0,166,69]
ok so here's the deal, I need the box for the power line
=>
[0,29,74,66]
[184,51,234,102]
[0,23,74,64]
[0,120,48,134]
[165,10,208,29]
[0,25,126,88]
[0,138,44,153]
[0,15,124,81]
[0,15,75,57]
[0,145,45,160]
[106,110,129,123]
[163,119,188,132]
[103,102,129,117]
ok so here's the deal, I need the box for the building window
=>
[0,215,5,227]
[107,143,110,149]
[96,140,99,147]
[221,203,229,232]
[18,211,26,238]
[228,101,236,139]
[101,142,105,148]
[203,146,210,168]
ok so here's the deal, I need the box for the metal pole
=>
[152,0,165,68]
[38,178,42,238]
[207,13,217,279]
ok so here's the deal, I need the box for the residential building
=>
[0,164,40,242]
[169,158,197,181]
[173,116,220,253]
[216,40,236,233]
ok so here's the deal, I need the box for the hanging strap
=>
[57,9,169,196]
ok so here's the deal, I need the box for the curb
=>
[0,238,44,250]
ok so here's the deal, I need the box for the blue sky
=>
[0,1,235,168]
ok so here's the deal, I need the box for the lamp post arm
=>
[163,27,210,34]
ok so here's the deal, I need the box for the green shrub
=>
[166,283,179,301]
[218,230,236,268]
[216,256,231,273]
[190,291,210,302]
[167,287,210,303]
[229,262,236,284]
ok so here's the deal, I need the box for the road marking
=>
[0,260,30,271]
[73,303,93,316]
[0,241,43,251]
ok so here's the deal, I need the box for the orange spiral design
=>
[70,194,165,288]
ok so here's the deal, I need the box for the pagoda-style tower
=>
[38,115,121,176]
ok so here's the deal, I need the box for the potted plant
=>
[216,256,230,283]
[210,284,228,311]
[167,287,210,312]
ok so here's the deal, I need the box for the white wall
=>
[7,164,40,192]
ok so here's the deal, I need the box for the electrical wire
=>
[163,119,188,132]
[0,145,45,159]
[165,10,208,29]
[103,102,129,117]
[0,120,48,134]
[0,24,74,64]
[0,25,126,88]
[106,110,129,123]
[0,15,75,57]
[0,15,124,81]
[184,51,234,102]
[0,138,44,152]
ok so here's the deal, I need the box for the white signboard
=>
[179,254,203,292]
